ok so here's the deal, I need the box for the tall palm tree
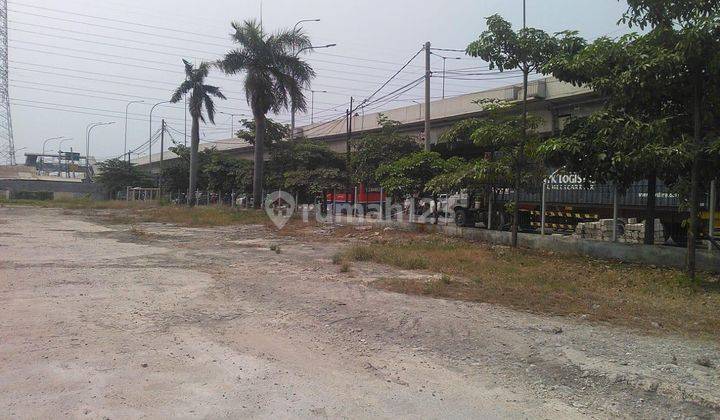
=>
[218,20,315,208]
[171,60,226,205]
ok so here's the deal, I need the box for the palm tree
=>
[170,60,226,205]
[218,20,315,208]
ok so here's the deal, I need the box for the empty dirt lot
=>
[1,206,719,418]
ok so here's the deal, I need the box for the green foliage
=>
[433,100,545,194]
[376,151,449,198]
[466,14,559,73]
[170,60,226,123]
[161,144,253,194]
[539,110,687,191]
[265,138,347,202]
[235,117,290,147]
[349,114,421,185]
[95,158,153,197]
[217,20,317,204]
[203,152,253,193]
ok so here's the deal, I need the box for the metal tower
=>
[0,0,14,165]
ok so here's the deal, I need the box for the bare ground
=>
[0,206,718,419]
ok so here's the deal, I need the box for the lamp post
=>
[149,101,171,167]
[85,122,115,182]
[41,136,65,175]
[290,41,337,140]
[432,53,461,99]
[218,111,246,138]
[310,90,326,124]
[58,138,73,151]
[124,100,144,163]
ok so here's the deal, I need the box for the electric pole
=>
[159,119,165,193]
[0,0,15,165]
[424,41,431,151]
[346,97,354,208]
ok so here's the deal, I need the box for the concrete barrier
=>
[341,217,720,273]
[0,179,106,200]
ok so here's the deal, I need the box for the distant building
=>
[134,76,599,172]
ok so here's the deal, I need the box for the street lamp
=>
[86,122,115,182]
[218,111,247,139]
[309,90,326,124]
[149,101,171,166]
[124,100,144,162]
[293,18,320,34]
[290,43,337,140]
[58,138,73,151]
[433,53,462,99]
[41,136,66,175]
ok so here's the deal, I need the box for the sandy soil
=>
[0,206,718,419]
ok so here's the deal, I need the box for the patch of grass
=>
[269,244,281,254]
[331,252,343,265]
[349,237,720,340]
[134,206,269,227]
[340,261,351,273]
[345,244,428,270]
[0,197,154,210]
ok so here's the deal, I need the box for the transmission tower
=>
[0,0,14,165]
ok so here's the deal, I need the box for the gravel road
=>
[0,206,718,419]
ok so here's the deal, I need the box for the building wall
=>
[0,179,106,200]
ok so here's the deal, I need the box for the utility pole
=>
[347,97,354,210]
[424,41,431,151]
[159,119,165,193]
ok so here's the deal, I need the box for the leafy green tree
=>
[466,14,560,246]
[376,151,449,199]
[218,20,316,208]
[170,60,226,205]
[543,0,720,276]
[265,138,347,203]
[162,144,253,197]
[235,118,290,149]
[436,100,546,232]
[349,115,421,186]
[203,153,253,194]
[95,158,152,198]
[621,0,720,277]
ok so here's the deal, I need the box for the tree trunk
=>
[252,112,267,209]
[644,173,657,245]
[187,115,200,206]
[687,75,702,278]
[513,70,529,248]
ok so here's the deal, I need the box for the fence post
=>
[332,189,337,223]
[710,179,717,251]
[612,185,619,243]
[379,187,384,221]
[541,181,547,236]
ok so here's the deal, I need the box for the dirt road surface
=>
[1,207,718,418]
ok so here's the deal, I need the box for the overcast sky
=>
[8,0,630,162]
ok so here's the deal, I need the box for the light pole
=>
[432,53,461,99]
[293,18,320,34]
[41,136,65,175]
[310,90,326,124]
[124,100,144,163]
[149,101,171,166]
[85,122,115,182]
[58,138,73,151]
[219,111,246,138]
[290,41,337,140]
